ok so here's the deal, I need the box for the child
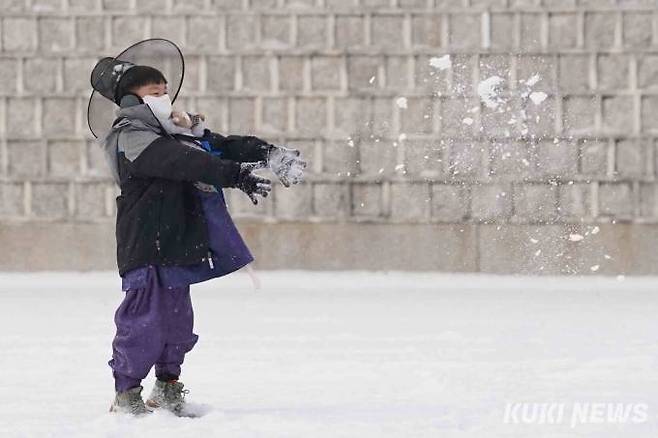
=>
[88,40,306,416]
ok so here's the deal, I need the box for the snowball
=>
[590,265,600,272]
[529,91,547,105]
[462,117,474,125]
[591,226,600,235]
[477,76,505,109]
[396,97,408,109]
[568,234,584,242]
[429,55,451,70]
[369,75,376,84]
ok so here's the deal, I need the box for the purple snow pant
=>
[108,266,199,392]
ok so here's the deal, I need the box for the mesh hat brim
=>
[87,38,185,139]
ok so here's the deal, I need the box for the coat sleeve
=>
[201,129,274,163]
[119,125,240,187]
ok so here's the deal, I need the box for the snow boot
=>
[109,385,152,416]
[146,379,193,417]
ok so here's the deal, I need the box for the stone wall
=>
[1,0,657,274]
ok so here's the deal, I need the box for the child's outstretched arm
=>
[119,124,241,187]
[201,130,307,187]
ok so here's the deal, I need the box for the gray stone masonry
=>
[2,0,658,274]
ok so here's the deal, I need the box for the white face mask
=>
[142,94,172,121]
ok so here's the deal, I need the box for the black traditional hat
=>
[87,38,185,138]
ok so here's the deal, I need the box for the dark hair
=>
[114,65,168,104]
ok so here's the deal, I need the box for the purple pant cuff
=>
[114,372,142,393]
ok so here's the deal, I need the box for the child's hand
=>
[233,161,272,205]
[172,110,192,128]
[267,145,307,187]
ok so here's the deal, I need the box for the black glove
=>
[233,161,272,205]
[267,145,307,187]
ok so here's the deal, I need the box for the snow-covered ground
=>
[1,271,658,437]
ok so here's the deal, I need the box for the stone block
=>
[311,56,342,91]
[24,59,58,94]
[615,138,647,177]
[404,139,444,177]
[579,138,608,176]
[7,141,45,178]
[312,183,350,218]
[38,18,74,54]
[489,141,533,178]
[207,56,236,92]
[7,98,37,138]
[491,13,514,50]
[335,15,365,49]
[599,182,634,218]
[75,17,105,53]
[638,55,658,89]
[536,139,578,177]
[585,12,616,49]
[512,183,558,222]
[559,55,590,93]
[273,182,312,219]
[228,98,256,134]
[242,56,271,91]
[111,17,147,50]
[347,55,382,91]
[558,183,592,220]
[151,17,185,47]
[641,96,658,133]
[548,13,578,49]
[261,97,288,134]
[563,95,596,134]
[602,96,634,134]
[390,183,431,222]
[43,98,77,137]
[322,140,359,176]
[411,14,442,48]
[3,18,36,52]
[295,97,327,137]
[371,14,405,50]
[385,56,410,91]
[519,13,543,51]
[400,97,434,134]
[597,54,630,91]
[358,139,397,177]
[261,15,291,49]
[623,12,653,48]
[0,59,18,94]
[332,97,370,138]
[227,14,258,49]
[351,183,383,217]
[297,15,327,49]
[75,182,108,219]
[48,140,82,177]
[448,142,484,178]
[278,56,304,91]
[0,183,25,217]
[471,183,512,222]
[31,182,70,219]
[448,13,481,50]
[431,184,468,222]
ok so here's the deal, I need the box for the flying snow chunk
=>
[569,233,584,242]
[529,91,548,105]
[477,76,505,109]
[590,265,600,272]
[524,74,541,87]
[462,117,474,125]
[396,97,408,109]
[591,226,600,235]
[429,55,451,70]
[368,75,376,84]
